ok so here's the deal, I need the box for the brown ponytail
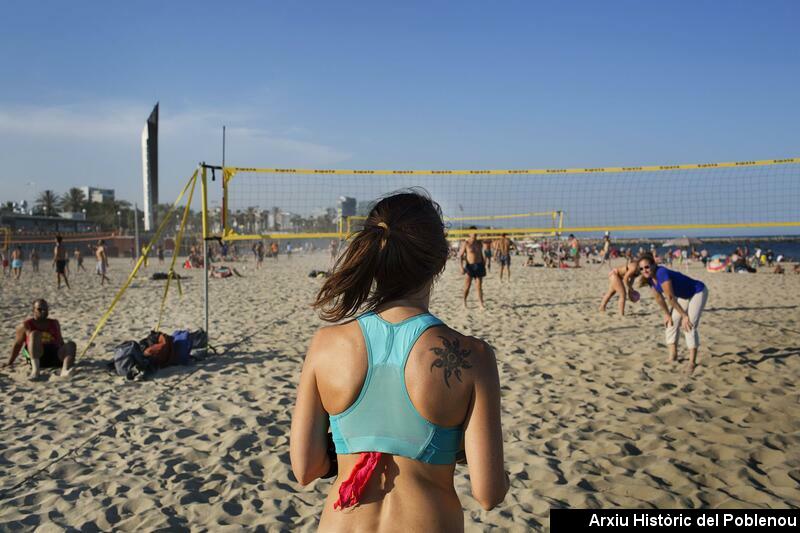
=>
[313,190,448,322]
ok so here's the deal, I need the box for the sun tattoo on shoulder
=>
[430,336,472,387]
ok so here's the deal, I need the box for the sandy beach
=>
[1,254,798,531]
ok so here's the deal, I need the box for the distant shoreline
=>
[605,235,800,245]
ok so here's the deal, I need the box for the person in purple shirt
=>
[637,253,709,374]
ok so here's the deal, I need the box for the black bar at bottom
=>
[551,509,798,533]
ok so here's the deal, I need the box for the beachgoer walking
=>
[568,234,580,268]
[74,248,87,272]
[11,246,23,280]
[256,241,265,269]
[95,240,110,285]
[290,192,508,530]
[483,239,493,271]
[459,226,487,309]
[598,233,612,268]
[329,239,339,267]
[53,236,70,289]
[30,249,40,273]
[638,254,709,374]
[494,233,514,282]
[5,299,76,379]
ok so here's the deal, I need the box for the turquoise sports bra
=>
[329,311,464,464]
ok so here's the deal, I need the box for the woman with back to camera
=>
[637,253,709,374]
[290,191,508,532]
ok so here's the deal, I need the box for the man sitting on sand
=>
[5,299,76,379]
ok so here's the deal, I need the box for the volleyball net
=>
[218,157,800,242]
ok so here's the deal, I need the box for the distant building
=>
[338,196,357,218]
[270,206,281,230]
[278,211,295,231]
[59,212,87,221]
[356,200,373,217]
[12,200,30,214]
[80,186,115,203]
[0,213,94,233]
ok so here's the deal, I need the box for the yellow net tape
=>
[223,157,800,178]
[80,170,198,358]
[220,156,800,241]
[153,174,197,332]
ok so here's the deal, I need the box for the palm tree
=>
[59,187,86,213]
[290,214,303,231]
[0,201,14,214]
[35,190,58,216]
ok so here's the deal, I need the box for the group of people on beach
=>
[1,236,112,288]
[52,236,112,288]
[457,229,515,309]
[4,189,795,530]
[599,251,709,374]
[288,190,720,529]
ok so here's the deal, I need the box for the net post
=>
[201,165,210,349]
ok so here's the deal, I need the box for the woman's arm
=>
[651,288,672,323]
[661,280,693,331]
[464,341,508,511]
[289,330,332,486]
[622,266,637,292]
[458,241,467,272]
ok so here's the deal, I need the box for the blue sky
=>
[1,1,798,233]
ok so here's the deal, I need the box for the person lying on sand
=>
[5,299,76,379]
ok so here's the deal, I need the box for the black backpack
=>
[113,340,155,380]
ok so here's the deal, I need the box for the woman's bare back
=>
[311,307,489,532]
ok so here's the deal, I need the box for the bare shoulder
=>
[305,320,364,367]
[417,326,496,373]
